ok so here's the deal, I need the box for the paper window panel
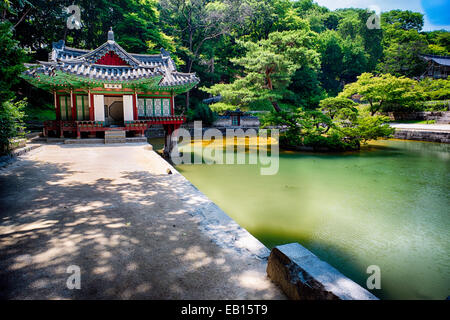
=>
[162,99,170,116]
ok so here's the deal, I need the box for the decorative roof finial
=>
[108,27,114,42]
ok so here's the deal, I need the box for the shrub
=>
[418,78,450,101]
[0,99,26,155]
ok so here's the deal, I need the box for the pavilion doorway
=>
[104,96,124,127]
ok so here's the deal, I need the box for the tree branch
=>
[13,6,31,29]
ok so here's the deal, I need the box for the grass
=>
[24,105,55,122]
[391,120,436,124]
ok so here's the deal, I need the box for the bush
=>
[0,99,26,155]
[423,100,450,111]
[186,103,218,126]
[418,78,450,101]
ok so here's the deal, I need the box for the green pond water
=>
[152,138,450,300]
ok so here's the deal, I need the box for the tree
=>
[425,31,450,55]
[0,21,27,154]
[159,0,249,109]
[381,10,424,31]
[261,105,393,151]
[8,0,171,57]
[339,73,424,115]
[317,31,344,95]
[0,99,26,154]
[288,66,326,109]
[418,78,450,101]
[0,21,26,105]
[378,22,428,77]
[319,97,357,120]
[202,30,320,112]
[337,8,383,71]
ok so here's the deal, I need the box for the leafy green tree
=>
[202,30,320,112]
[319,97,357,120]
[418,78,450,101]
[425,31,450,55]
[337,8,383,71]
[427,44,449,56]
[261,106,393,151]
[0,99,26,154]
[316,30,370,95]
[159,0,250,109]
[381,10,424,31]
[339,73,424,115]
[317,31,344,94]
[288,66,326,109]
[0,21,27,154]
[8,0,171,56]
[378,23,428,77]
[0,21,26,105]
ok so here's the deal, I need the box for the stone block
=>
[267,243,378,300]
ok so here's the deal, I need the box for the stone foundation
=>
[394,129,450,143]
[388,111,450,123]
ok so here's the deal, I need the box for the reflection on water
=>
[155,137,449,300]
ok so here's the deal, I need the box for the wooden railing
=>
[44,116,186,137]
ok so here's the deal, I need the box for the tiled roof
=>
[24,31,199,88]
[421,54,450,67]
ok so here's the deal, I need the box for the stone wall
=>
[213,116,260,128]
[145,119,262,139]
[388,111,450,122]
[394,129,450,143]
[145,125,166,138]
[267,243,378,300]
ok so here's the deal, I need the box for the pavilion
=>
[420,54,450,79]
[21,28,199,154]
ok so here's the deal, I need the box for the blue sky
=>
[314,0,450,31]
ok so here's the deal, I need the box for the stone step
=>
[105,131,126,138]
[105,138,126,144]
[65,138,104,144]
[126,137,147,143]
[105,130,126,133]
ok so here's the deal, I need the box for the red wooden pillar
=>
[88,92,95,138]
[54,91,64,138]
[170,95,175,115]
[89,92,94,120]
[71,91,77,121]
[55,91,61,121]
[133,93,138,120]
[71,92,77,137]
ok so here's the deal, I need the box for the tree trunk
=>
[270,100,282,112]
[185,91,190,112]
[266,71,281,112]
[369,99,375,116]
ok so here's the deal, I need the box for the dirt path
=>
[0,144,284,300]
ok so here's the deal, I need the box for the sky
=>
[314,0,450,31]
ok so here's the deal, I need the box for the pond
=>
[152,138,449,300]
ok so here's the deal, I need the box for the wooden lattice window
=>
[75,95,89,120]
[59,95,71,120]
